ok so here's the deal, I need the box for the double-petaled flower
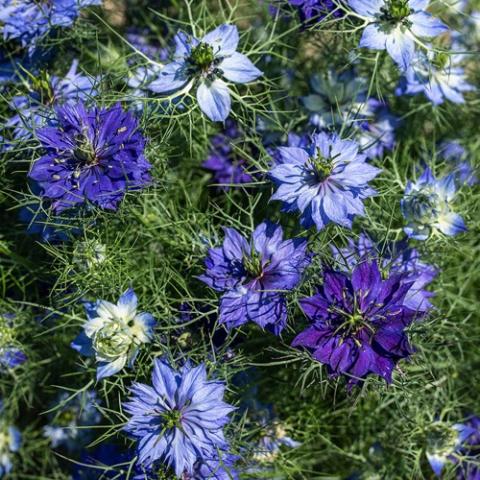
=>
[71,288,156,380]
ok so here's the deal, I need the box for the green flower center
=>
[243,252,264,278]
[189,42,215,71]
[56,409,77,425]
[73,134,99,166]
[93,323,132,358]
[309,151,333,181]
[379,0,413,25]
[426,423,459,455]
[432,52,450,70]
[162,409,183,430]
[32,71,55,105]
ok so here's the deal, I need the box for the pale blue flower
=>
[124,357,235,476]
[148,24,262,121]
[71,288,156,380]
[0,400,21,478]
[425,421,475,477]
[269,132,381,230]
[396,49,475,105]
[348,0,448,69]
[401,167,467,240]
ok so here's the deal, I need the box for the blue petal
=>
[196,79,231,121]
[385,30,415,69]
[220,52,262,83]
[71,331,95,357]
[359,23,388,50]
[202,24,239,56]
[148,62,189,94]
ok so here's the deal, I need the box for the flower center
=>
[379,0,413,25]
[309,151,332,181]
[432,52,450,70]
[426,423,459,456]
[243,251,264,279]
[188,42,215,71]
[56,409,77,425]
[162,408,183,430]
[407,191,441,223]
[73,134,99,166]
[92,323,132,358]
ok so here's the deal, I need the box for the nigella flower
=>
[348,0,448,69]
[43,390,101,452]
[356,99,398,160]
[437,141,478,187]
[148,24,262,121]
[123,357,235,476]
[292,260,422,387]
[401,167,467,240]
[396,49,475,104]
[0,314,27,371]
[28,102,152,212]
[4,59,97,145]
[0,403,21,478]
[71,288,156,380]
[269,132,381,231]
[253,423,301,462]
[302,70,368,129]
[425,421,476,477]
[0,0,102,53]
[332,233,438,312]
[198,221,311,335]
[203,119,253,190]
[454,416,480,479]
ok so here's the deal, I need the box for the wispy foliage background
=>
[0,0,479,478]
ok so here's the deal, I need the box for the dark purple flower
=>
[203,120,253,190]
[332,233,438,312]
[292,260,423,387]
[199,221,311,335]
[28,102,152,212]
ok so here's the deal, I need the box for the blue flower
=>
[302,70,368,129]
[199,221,311,335]
[28,102,151,212]
[269,132,381,230]
[396,49,474,104]
[438,141,478,187]
[332,233,438,312]
[123,357,235,476]
[43,390,101,453]
[0,314,27,371]
[0,0,102,53]
[71,288,156,380]
[401,167,467,240]
[425,421,476,477]
[3,59,97,146]
[0,420,21,478]
[148,24,262,121]
[356,99,399,159]
[348,0,448,69]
